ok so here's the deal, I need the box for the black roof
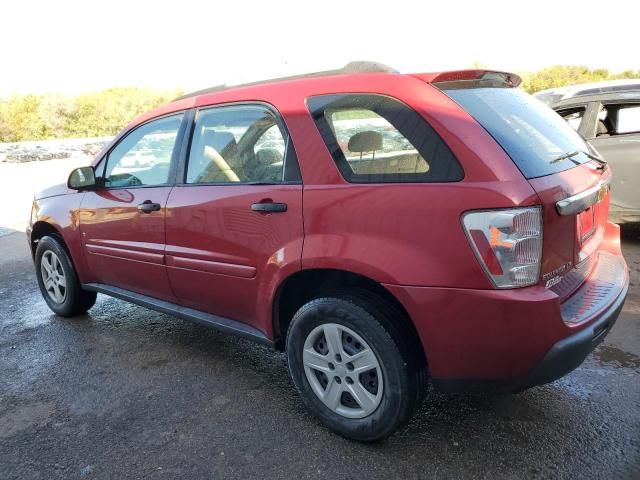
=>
[173,61,398,102]
[552,90,640,108]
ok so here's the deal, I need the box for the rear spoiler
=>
[413,70,522,90]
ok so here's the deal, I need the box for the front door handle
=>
[251,202,288,213]
[137,201,161,214]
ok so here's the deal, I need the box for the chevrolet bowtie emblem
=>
[596,183,609,203]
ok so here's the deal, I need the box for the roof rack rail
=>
[173,61,398,101]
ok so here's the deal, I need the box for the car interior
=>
[326,110,429,176]
[187,114,285,184]
[103,116,183,188]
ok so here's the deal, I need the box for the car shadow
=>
[621,223,640,243]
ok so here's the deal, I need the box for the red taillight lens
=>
[469,229,503,275]
[462,207,543,288]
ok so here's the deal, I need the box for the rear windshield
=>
[444,87,591,179]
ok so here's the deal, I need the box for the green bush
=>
[520,65,640,93]
[0,87,182,143]
[2,66,640,142]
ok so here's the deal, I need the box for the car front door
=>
[164,104,303,334]
[588,102,640,221]
[80,113,186,300]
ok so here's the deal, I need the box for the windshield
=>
[445,87,591,179]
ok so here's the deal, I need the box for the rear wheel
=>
[286,292,425,441]
[35,235,96,317]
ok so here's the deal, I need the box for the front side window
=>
[186,105,290,184]
[104,114,183,188]
[557,107,586,131]
[308,94,463,183]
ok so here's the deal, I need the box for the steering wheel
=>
[107,173,143,187]
[198,145,240,182]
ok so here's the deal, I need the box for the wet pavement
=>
[0,227,639,479]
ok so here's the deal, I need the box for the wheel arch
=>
[30,221,65,257]
[272,268,427,368]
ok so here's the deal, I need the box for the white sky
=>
[2,0,639,96]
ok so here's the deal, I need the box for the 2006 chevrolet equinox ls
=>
[28,62,629,441]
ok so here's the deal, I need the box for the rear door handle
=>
[137,201,161,214]
[251,202,288,213]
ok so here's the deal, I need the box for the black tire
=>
[286,291,426,441]
[35,235,97,317]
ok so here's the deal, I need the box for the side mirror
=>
[68,166,98,190]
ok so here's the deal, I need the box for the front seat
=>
[247,148,284,182]
[596,120,610,137]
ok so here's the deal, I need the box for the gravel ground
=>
[0,227,638,480]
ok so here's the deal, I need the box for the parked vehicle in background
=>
[543,86,640,224]
[534,79,640,106]
[28,64,628,441]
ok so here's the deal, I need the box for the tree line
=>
[1,65,639,143]
[0,87,182,142]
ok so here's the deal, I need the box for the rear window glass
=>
[307,94,463,183]
[445,88,592,179]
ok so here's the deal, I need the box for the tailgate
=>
[437,77,614,299]
[528,164,611,299]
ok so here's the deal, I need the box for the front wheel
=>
[35,235,96,317]
[286,293,425,441]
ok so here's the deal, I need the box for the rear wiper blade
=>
[580,149,608,167]
[549,150,607,170]
[549,150,581,165]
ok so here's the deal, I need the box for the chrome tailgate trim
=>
[555,177,611,216]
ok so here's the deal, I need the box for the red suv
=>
[29,64,629,441]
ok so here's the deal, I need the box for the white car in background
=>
[534,79,640,106]
[537,80,640,224]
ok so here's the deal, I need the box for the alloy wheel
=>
[302,323,383,419]
[40,250,67,304]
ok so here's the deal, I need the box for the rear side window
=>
[445,87,592,179]
[186,105,299,184]
[599,103,640,135]
[307,94,463,183]
[617,105,640,134]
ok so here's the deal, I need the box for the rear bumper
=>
[507,278,627,392]
[384,227,629,393]
[431,275,628,393]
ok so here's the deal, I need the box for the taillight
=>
[462,207,543,288]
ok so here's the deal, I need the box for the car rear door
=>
[80,113,186,301]
[164,104,303,334]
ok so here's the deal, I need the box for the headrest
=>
[596,120,609,136]
[256,148,283,164]
[348,131,383,153]
[201,130,237,153]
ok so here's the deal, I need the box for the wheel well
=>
[273,268,426,364]
[30,222,64,257]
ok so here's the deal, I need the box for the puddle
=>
[593,344,640,369]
